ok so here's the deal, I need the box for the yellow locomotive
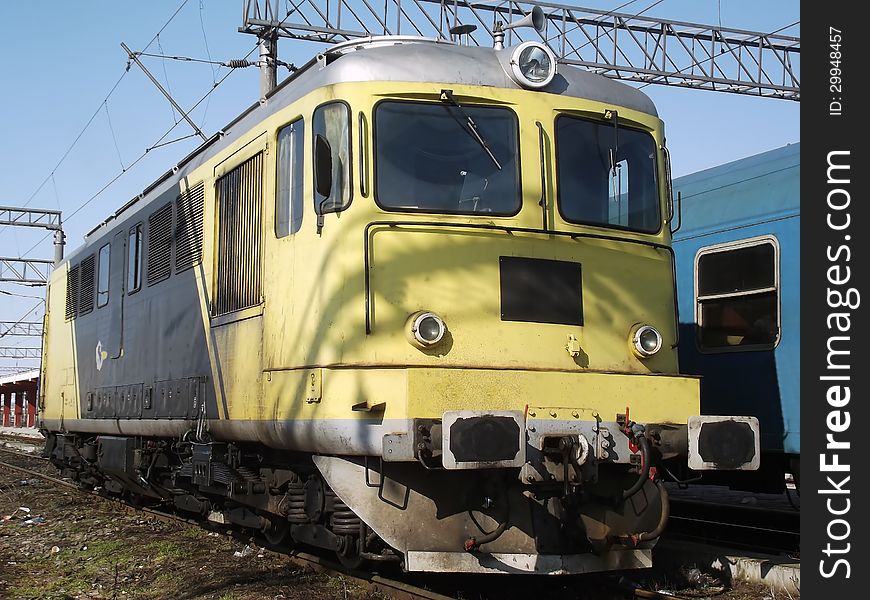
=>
[40,35,758,573]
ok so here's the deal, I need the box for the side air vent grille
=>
[175,183,204,273]
[65,264,80,321]
[214,152,263,316]
[147,202,173,285]
[78,254,96,315]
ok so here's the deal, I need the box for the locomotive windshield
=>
[556,115,660,233]
[374,101,520,215]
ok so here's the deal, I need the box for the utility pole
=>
[239,0,281,96]
[259,31,278,96]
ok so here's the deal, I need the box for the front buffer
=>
[314,368,759,574]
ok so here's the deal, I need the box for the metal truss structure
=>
[0,321,42,337]
[0,258,54,285]
[0,206,65,286]
[241,0,799,100]
[0,206,62,230]
[0,347,41,359]
[0,365,36,373]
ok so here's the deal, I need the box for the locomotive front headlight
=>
[407,311,447,348]
[631,325,662,358]
[509,41,557,89]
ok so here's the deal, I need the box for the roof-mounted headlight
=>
[509,41,556,89]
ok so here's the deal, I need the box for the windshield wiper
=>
[439,89,502,171]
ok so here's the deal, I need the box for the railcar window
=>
[276,118,305,237]
[97,243,110,307]
[374,101,519,215]
[127,224,142,293]
[695,238,779,351]
[312,103,351,215]
[555,115,659,233]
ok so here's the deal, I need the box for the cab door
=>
[105,230,126,359]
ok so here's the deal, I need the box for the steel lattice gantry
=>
[0,347,41,359]
[0,321,42,337]
[0,206,62,230]
[0,205,66,275]
[0,258,54,284]
[240,0,799,100]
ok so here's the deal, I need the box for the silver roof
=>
[307,39,657,115]
[75,38,657,257]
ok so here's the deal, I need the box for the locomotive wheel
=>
[336,536,364,570]
[262,516,291,546]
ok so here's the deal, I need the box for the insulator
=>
[227,59,255,69]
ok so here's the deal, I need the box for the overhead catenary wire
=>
[198,0,219,128]
[0,0,193,224]
[104,101,126,172]
[20,41,262,259]
[134,51,295,71]
[157,34,180,125]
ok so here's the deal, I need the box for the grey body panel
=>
[42,418,411,455]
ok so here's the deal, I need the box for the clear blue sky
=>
[0,1,799,373]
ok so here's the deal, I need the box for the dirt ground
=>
[0,436,792,600]
[0,455,383,600]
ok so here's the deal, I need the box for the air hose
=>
[622,434,652,500]
[464,518,509,552]
[615,479,670,546]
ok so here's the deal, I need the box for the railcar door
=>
[105,230,126,358]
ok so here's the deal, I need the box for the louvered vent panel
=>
[78,254,95,315]
[175,183,205,272]
[65,264,80,321]
[147,202,173,285]
[214,152,263,316]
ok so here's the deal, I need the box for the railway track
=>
[0,444,778,600]
[668,497,800,556]
[0,446,453,600]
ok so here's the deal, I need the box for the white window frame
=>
[694,234,781,353]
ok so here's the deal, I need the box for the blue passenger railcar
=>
[672,144,799,491]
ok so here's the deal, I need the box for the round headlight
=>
[631,325,662,358]
[509,41,557,89]
[409,312,446,347]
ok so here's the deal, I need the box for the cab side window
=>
[127,223,143,294]
[97,243,110,308]
[312,103,351,216]
[276,118,305,237]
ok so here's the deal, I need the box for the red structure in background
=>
[0,370,39,427]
